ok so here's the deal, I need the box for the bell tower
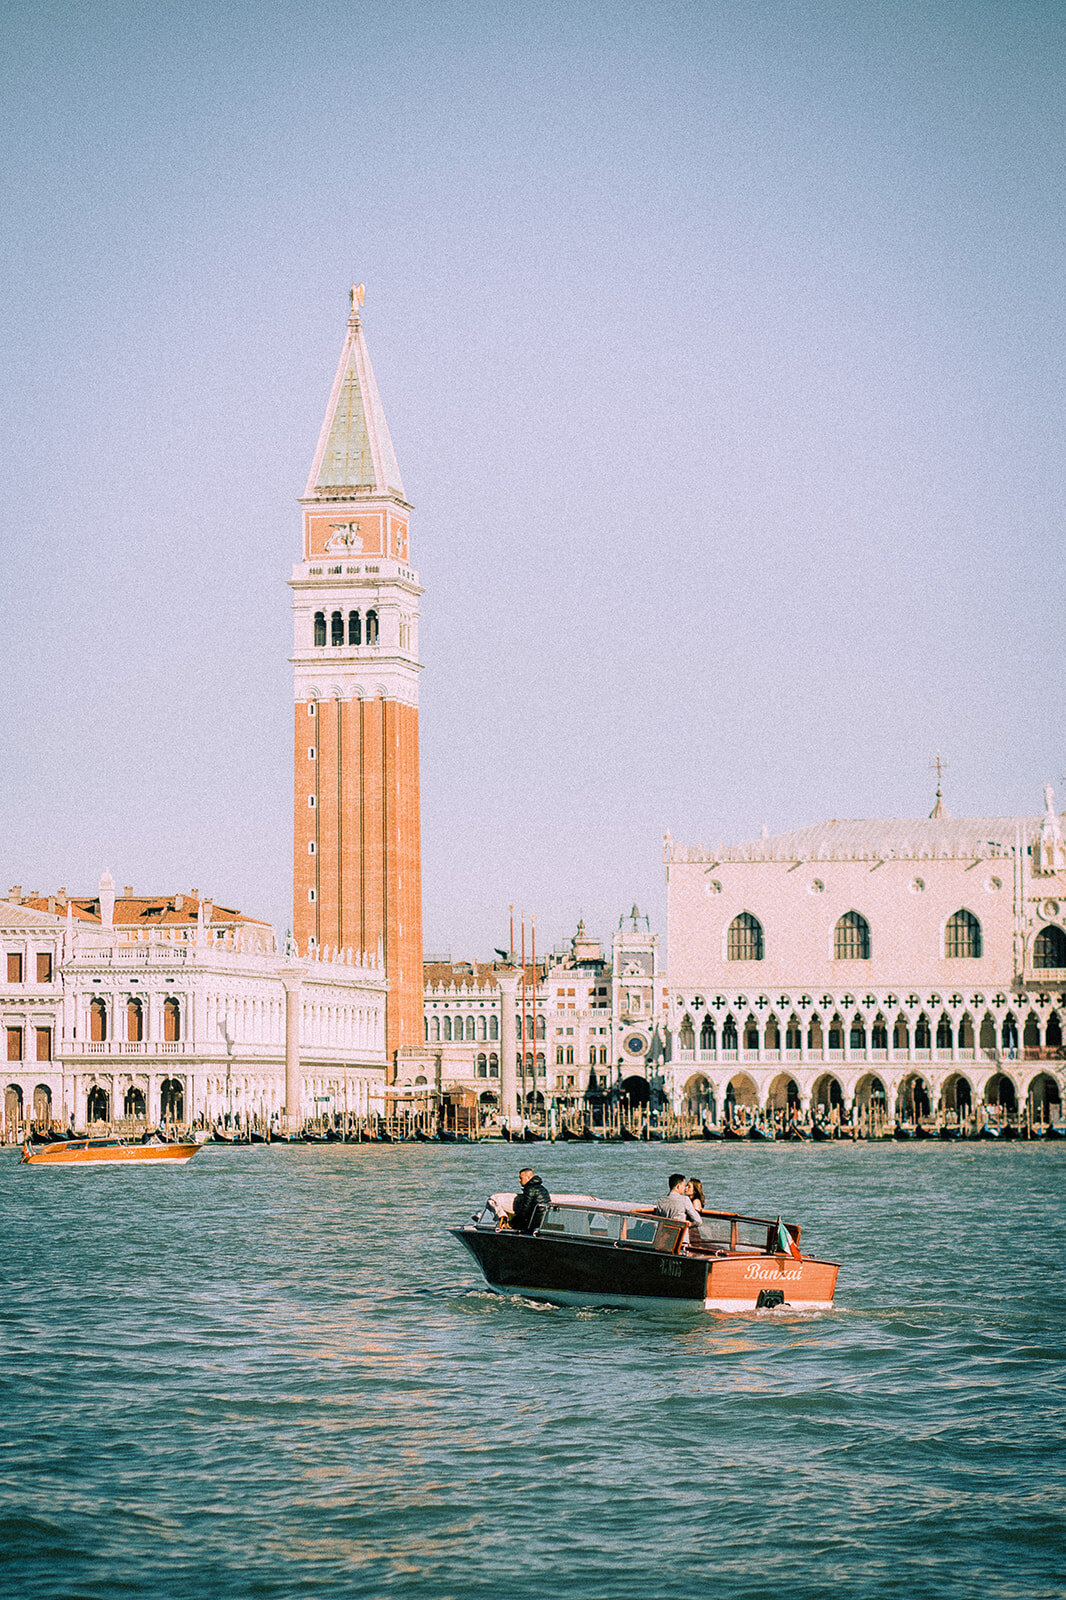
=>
[290,288,423,1061]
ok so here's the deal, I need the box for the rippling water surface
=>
[1,1142,1063,1599]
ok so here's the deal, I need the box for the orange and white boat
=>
[19,1135,200,1167]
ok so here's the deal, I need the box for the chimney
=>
[98,869,115,929]
[173,895,184,912]
[8,886,21,902]
[124,885,134,897]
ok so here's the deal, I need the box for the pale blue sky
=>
[2,0,1063,956]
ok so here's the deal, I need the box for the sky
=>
[1,0,1063,959]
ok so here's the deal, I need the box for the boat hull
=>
[452,1228,837,1313]
[21,1140,199,1167]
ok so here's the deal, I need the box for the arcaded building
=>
[664,786,1066,1123]
[3,875,387,1134]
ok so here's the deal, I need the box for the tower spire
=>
[304,284,405,502]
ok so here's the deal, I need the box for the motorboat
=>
[452,1192,839,1313]
[19,1135,200,1167]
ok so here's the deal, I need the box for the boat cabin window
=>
[736,1219,774,1250]
[695,1216,734,1248]
[619,1215,686,1252]
[539,1207,624,1242]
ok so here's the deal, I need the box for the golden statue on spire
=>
[350,282,365,312]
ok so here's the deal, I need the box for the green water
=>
[1,1141,1063,1599]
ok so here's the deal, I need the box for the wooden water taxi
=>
[452,1192,839,1313]
[19,1135,200,1167]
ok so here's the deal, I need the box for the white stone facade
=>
[1,898,388,1135]
[663,794,1066,1123]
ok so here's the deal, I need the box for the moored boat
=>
[20,1135,199,1167]
[452,1192,839,1313]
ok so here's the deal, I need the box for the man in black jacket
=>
[512,1168,551,1234]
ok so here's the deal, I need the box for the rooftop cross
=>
[929,750,949,819]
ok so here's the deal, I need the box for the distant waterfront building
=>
[3,875,387,1134]
[402,910,669,1118]
[663,785,1066,1124]
[290,290,422,1063]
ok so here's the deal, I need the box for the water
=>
[1,1141,1063,1600]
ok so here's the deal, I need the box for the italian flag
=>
[776,1218,802,1260]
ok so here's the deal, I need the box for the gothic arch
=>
[944,908,982,958]
[726,913,764,962]
[1032,924,1066,969]
[833,910,871,960]
[812,1072,845,1113]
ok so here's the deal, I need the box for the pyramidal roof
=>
[304,296,405,500]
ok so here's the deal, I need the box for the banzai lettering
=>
[744,1263,802,1282]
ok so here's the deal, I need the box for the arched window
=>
[331,611,344,646]
[936,1014,953,1049]
[945,909,982,958]
[365,610,378,644]
[1034,925,1066,968]
[834,912,870,960]
[489,1052,499,1076]
[727,913,763,961]
[423,1016,429,1042]
[489,1015,498,1040]
[699,1014,715,1050]
[442,1016,452,1041]
[90,997,107,1042]
[160,1077,184,1121]
[313,612,326,646]
[430,1017,439,1041]
[476,1054,487,1078]
[348,610,361,645]
[477,1015,486,1040]
[163,997,181,1042]
[127,998,143,1043]
[722,1014,739,1050]
[465,1017,475,1041]
[744,1015,759,1050]
[599,1046,607,1065]
[679,1014,695,1050]
[535,1015,545,1040]
[915,1014,931,1049]
[850,1016,867,1051]
[1001,1013,1018,1048]
[871,1015,888,1050]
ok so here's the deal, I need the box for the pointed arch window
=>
[365,610,378,644]
[834,912,871,961]
[313,612,326,647]
[348,610,361,645]
[331,611,344,646]
[1034,925,1066,969]
[946,909,982,959]
[489,1015,499,1040]
[727,913,764,962]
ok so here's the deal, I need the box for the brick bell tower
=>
[290,287,423,1063]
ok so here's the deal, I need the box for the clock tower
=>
[290,290,423,1062]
